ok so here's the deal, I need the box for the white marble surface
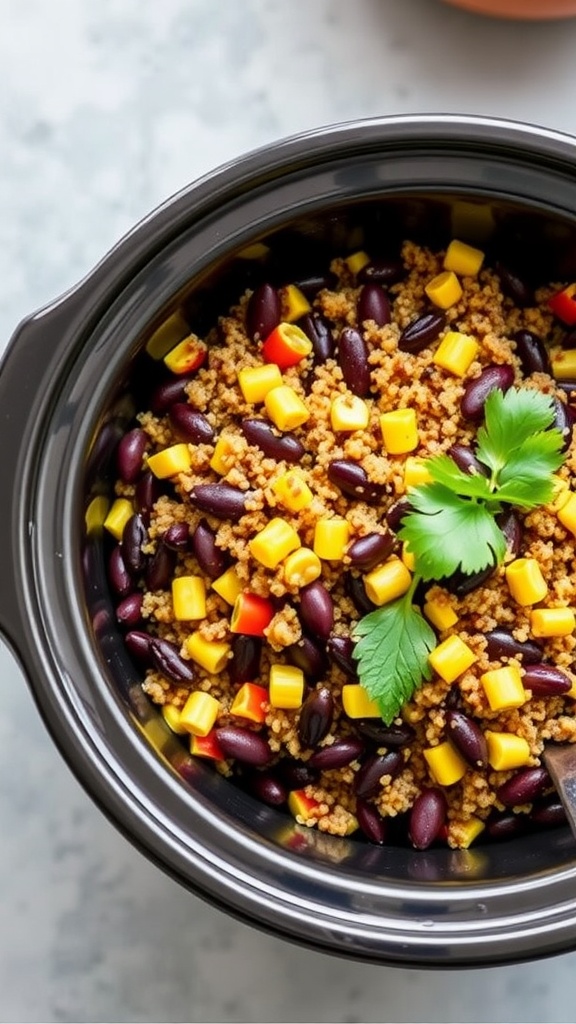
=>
[4,1,576,1021]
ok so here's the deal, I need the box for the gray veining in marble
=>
[3,1,576,1021]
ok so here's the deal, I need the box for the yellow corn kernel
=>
[401,542,416,572]
[313,518,350,560]
[147,443,191,479]
[163,334,207,375]
[179,690,220,737]
[330,393,370,432]
[485,731,531,772]
[211,566,243,605]
[530,607,576,638]
[85,495,110,535]
[250,517,301,569]
[341,684,380,718]
[145,310,189,359]
[345,250,370,276]
[209,435,236,475]
[403,456,433,489]
[429,635,477,684]
[281,284,312,322]
[162,704,188,735]
[423,594,458,631]
[265,385,310,431]
[443,239,485,277]
[424,270,463,310]
[103,498,133,541]
[184,632,231,674]
[557,492,576,536]
[172,576,206,620]
[236,242,270,260]
[433,331,479,377]
[424,741,467,786]
[364,557,412,607]
[453,816,486,849]
[282,547,322,588]
[380,408,419,455]
[269,664,305,709]
[567,677,576,700]
[505,557,548,606]
[552,349,576,380]
[481,665,526,712]
[272,470,314,512]
[238,363,282,404]
[546,475,570,512]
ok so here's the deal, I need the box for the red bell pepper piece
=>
[261,322,312,369]
[230,682,269,723]
[190,730,225,760]
[549,284,576,326]
[230,592,275,637]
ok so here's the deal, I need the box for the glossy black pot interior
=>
[3,115,576,967]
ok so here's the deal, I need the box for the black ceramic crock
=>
[3,114,576,968]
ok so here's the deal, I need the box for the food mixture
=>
[90,235,576,850]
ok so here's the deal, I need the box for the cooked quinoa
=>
[100,238,576,850]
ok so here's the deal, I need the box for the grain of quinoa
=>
[102,238,576,850]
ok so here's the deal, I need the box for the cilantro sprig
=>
[353,386,567,724]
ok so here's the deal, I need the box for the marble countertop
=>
[3,1,576,1021]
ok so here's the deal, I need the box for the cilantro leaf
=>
[353,592,436,725]
[495,430,565,507]
[476,387,557,477]
[427,453,494,501]
[399,483,507,580]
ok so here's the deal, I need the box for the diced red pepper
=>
[287,789,321,821]
[230,592,275,637]
[549,284,576,326]
[261,322,312,369]
[190,730,225,760]
[164,336,208,375]
[230,682,269,723]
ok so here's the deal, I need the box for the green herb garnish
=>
[353,387,566,724]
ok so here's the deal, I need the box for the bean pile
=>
[91,237,576,850]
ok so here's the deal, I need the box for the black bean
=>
[309,737,365,771]
[150,376,191,414]
[189,483,247,521]
[215,726,272,766]
[246,283,281,342]
[445,710,488,769]
[356,798,388,845]
[108,545,134,597]
[357,258,404,287]
[241,418,305,463]
[495,508,522,559]
[357,283,391,327]
[229,635,262,685]
[293,271,337,297]
[298,581,334,640]
[338,327,371,397]
[116,592,143,627]
[353,720,415,748]
[135,471,162,520]
[297,312,335,364]
[522,663,572,697]
[461,364,515,421]
[286,634,329,681]
[192,519,227,578]
[553,396,574,452]
[163,522,190,550]
[495,262,533,308]
[347,531,395,571]
[447,443,488,477]
[117,428,148,484]
[408,788,447,850]
[327,459,384,503]
[513,329,551,376]
[145,542,177,591]
[246,771,287,807]
[486,812,526,841]
[169,404,215,444]
[484,628,542,664]
[354,751,403,800]
[327,635,358,680]
[443,562,496,597]
[121,513,148,576]
[530,797,567,829]
[150,638,196,686]
[385,497,412,534]
[124,630,153,666]
[298,687,334,748]
[277,759,319,789]
[496,767,550,807]
[345,572,376,615]
[398,311,446,353]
